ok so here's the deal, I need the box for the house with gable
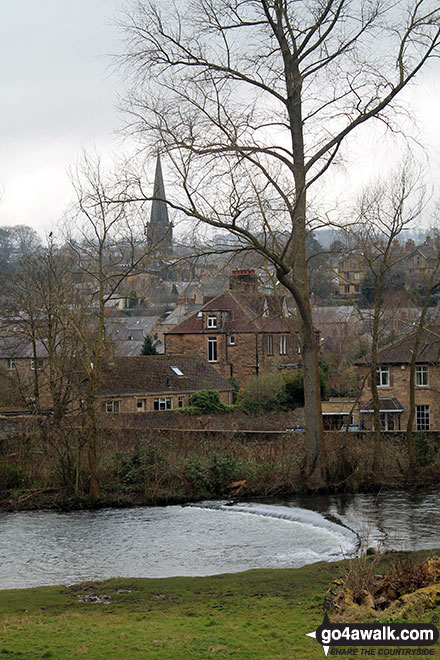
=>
[164,269,300,383]
[355,327,440,430]
[98,355,234,413]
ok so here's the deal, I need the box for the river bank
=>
[1,422,439,511]
[0,551,438,660]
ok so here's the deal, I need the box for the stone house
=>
[0,337,50,411]
[164,270,300,384]
[336,254,365,299]
[355,328,440,430]
[98,355,234,413]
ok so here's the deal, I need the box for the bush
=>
[414,432,436,467]
[114,442,168,493]
[238,368,328,412]
[184,452,243,497]
[0,461,25,490]
[186,390,231,414]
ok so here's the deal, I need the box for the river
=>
[0,489,438,589]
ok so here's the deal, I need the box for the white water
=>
[0,490,438,589]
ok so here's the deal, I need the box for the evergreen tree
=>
[140,334,157,355]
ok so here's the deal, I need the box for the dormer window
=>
[207,314,217,328]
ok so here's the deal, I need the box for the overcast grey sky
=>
[0,0,126,234]
[1,2,439,237]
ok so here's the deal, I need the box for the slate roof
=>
[359,397,404,413]
[98,355,234,397]
[0,337,47,359]
[166,290,293,335]
[355,327,440,365]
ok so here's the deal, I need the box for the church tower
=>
[147,155,173,255]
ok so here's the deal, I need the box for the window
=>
[178,396,185,408]
[30,358,43,371]
[416,364,429,387]
[229,335,235,345]
[344,285,350,293]
[104,400,120,413]
[380,412,395,431]
[279,335,287,355]
[416,405,430,430]
[5,359,15,370]
[208,336,218,362]
[376,364,390,387]
[136,399,146,411]
[354,285,360,293]
[266,335,274,356]
[154,397,172,411]
[354,272,360,280]
[207,314,217,328]
[171,366,184,376]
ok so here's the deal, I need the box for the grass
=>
[0,554,439,659]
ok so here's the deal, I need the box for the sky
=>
[0,0,128,236]
[1,2,440,238]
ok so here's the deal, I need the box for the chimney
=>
[229,269,258,292]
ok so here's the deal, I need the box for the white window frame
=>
[376,364,390,387]
[279,335,287,355]
[229,335,235,345]
[416,404,430,430]
[178,396,185,408]
[30,358,43,371]
[208,336,218,362]
[105,400,120,413]
[5,358,15,370]
[266,335,274,356]
[415,364,429,387]
[207,314,217,329]
[153,397,172,411]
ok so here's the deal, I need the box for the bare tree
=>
[63,154,153,502]
[119,0,440,487]
[350,165,424,479]
[405,229,440,479]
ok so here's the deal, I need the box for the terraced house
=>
[355,328,440,430]
[164,270,300,383]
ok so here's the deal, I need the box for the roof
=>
[0,337,47,359]
[165,290,294,335]
[98,355,234,397]
[359,396,404,413]
[312,306,356,325]
[355,327,440,366]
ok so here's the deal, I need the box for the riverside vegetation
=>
[0,415,439,510]
[0,550,439,659]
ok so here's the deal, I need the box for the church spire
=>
[147,154,173,254]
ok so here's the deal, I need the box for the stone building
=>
[98,355,234,413]
[164,270,300,384]
[355,327,440,430]
[336,254,365,299]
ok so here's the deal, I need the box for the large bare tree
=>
[121,0,440,487]
[347,165,424,479]
[64,154,153,501]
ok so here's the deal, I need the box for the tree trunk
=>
[85,394,100,503]
[301,314,326,488]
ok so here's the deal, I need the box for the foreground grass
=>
[0,554,439,660]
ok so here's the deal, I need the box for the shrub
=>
[187,390,230,414]
[414,432,436,467]
[0,461,25,490]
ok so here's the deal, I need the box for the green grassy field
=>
[0,555,439,659]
